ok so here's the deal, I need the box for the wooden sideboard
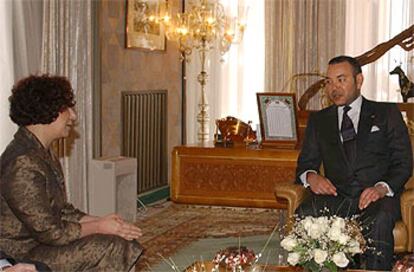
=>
[171,143,300,209]
[171,104,413,209]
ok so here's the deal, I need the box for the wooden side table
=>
[171,143,299,208]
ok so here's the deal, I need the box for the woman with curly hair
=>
[0,75,143,271]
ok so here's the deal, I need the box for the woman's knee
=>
[86,234,142,270]
[84,234,130,252]
[87,234,141,256]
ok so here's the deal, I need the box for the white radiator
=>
[88,156,137,222]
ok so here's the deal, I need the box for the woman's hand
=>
[96,214,142,241]
[81,213,142,241]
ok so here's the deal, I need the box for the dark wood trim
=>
[92,0,102,158]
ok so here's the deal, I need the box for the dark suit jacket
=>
[0,250,11,260]
[296,97,413,198]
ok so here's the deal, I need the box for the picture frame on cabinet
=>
[257,92,299,149]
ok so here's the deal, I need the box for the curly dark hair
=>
[9,75,75,126]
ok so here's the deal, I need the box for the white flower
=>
[308,222,323,239]
[332,252,349,267]
[332,217,345,230]
[315,216,329,234]
[348,240,362,254]
[301,216,314,233]
[287,252,300,266]
[328,226,342,241]
[280,236,298,251]
[338,233,350,245]
[313,249,328,264]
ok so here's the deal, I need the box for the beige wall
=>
[99,0,182,181]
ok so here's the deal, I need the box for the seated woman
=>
[0,75,143,271]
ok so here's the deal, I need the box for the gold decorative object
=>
[153,0,247,142]
[214,116,256,146]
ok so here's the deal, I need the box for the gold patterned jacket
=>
[0,127,86,257]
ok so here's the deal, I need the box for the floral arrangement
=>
[280,215,366,271]
[392,254,414,272]
[212,246,258,272]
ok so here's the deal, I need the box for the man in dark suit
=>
[295,55,413,270]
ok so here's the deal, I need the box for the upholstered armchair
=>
[274,177,414,253]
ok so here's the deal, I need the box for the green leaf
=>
[303,260,322,272]
[324,261,337,272]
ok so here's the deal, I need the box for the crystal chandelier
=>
[155,0,247,142]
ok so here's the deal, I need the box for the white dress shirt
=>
[0,259,12,270]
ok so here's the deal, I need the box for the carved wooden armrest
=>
[274,182,310,221]
[400,188,414,252]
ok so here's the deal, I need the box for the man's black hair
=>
[328,55,362,75]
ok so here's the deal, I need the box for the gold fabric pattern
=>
[0,127,142,271]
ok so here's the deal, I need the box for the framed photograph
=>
[257,93,299,149]
[126,0,166,51]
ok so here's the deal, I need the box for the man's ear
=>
[356,73,364,89]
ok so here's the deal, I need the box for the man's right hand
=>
[307,172,337,196]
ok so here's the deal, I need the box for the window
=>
[345,0,413,102]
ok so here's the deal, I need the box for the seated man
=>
[295,55,413,270]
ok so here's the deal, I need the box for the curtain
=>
[0,0,16,153]
[0,0,43,153]
[265,0,346,110]
[185,0,265,143]
[41,0,94,211]
[12,0,43,81]
[345,0,414,102]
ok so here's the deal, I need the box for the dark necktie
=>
[341,105,356,162]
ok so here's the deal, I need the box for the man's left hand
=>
[358,184,388,210]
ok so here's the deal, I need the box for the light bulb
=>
[206,17,215,25]
[163,15,171,23]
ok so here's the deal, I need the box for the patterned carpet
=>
[135,201,282,271]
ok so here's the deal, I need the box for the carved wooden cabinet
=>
[171,143,300,208]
